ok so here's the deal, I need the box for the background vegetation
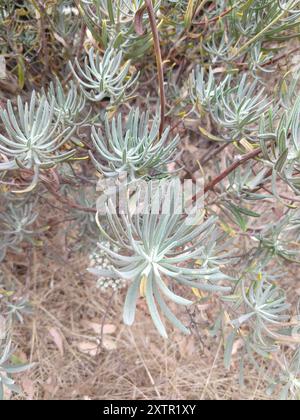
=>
[0,0,300,400]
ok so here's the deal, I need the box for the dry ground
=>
[1,238,274,401]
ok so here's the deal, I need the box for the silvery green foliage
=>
[90,108,179,179]
[222,276,291,368]
[270,348,300,400]
[0,339,33,400]
[279,72,300,109]
[230,0,300,43]
[0,1,14,20]
[166,0,188,6]
[259,96,300,194]
[69,186,99,251]
[204,0,227,18]
[248,43,275,75]
[80,0,159,58]
[0,203,38,262]
[0,92,75,190]
[0,276,32,400]
[190,69,270,140]
[189,66,229,113]
[255,209,300,264]
[203,32,234,64]
[2,0,300,400]
[91,180,232,337]
[208,161,272,232]
[227,163,270,200]
[44,79,88,127]
[81,0,147,26]
[0,280,31,325]
[232,279,290,333]
[5,297,32,324]
[231,0,282,38]
[70,47,139,104]
[53,1,80,39]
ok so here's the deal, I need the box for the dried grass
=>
[0,235,276,401]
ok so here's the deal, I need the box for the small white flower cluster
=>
[89,242,127,292]
[96,277,127,291]
[89,249,109,268]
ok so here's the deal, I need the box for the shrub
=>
[0,0,300,400]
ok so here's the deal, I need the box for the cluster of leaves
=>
[1,0,300,400]
[0,269,33,399]
[91,179,232,337]
[80,0,161,58]
[0,192,39,263]
[90,107,179,178]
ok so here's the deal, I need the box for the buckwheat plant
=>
[90,108,179,179]
[0,92,75,190]
[1,0,300,400]
[69,47,139,104]
[80,0,160,58]
[0,203,38,262]
[191,70,270,141]
[44,79,88,127]
[0,279,32,400]
[91,179,232,337]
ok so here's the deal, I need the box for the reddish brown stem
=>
[204,147,262,194]
[145,0,165,137]
[45,183,96,214]
[193,6,234,26]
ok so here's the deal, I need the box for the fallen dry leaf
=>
[81,320,116,335]
[48,327,64,357]
[77,340,99,357]
[103,324,116,334]
[102,337,117,351]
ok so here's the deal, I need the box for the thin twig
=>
[189,147,263,207]
[200,338,223,400]
[204,147,263,194]
[36,0,50,86]
[262,185,300,203]
[145,0,166,137]
[45,183,96,214]
[98,290,115,350]
[200,143,230,166]
[129,329,162,399]
[193,5,234,26]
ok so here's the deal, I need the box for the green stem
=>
[233,8,288,57]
